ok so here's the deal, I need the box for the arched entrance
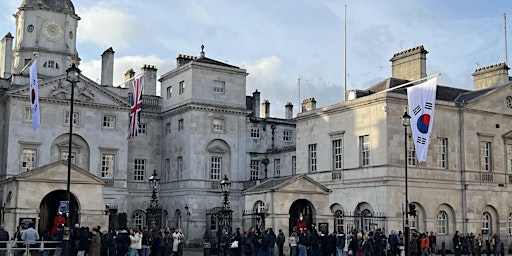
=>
[39,190,79,233]
[288,199,315,235]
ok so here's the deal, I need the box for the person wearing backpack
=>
[277,229,286,256]
[337,231,346,256]
[141,226,152,256]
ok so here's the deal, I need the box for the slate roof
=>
[195,56,240,69]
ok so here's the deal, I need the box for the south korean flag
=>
[407,77,438,162]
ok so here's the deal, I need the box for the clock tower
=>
[12,0,80,79]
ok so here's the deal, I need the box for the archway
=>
[288,199,315,235]
[39,190,79,234]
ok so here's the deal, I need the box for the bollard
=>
[441,242,446,256]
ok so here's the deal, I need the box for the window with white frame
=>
[178,119,184,131]
[138,123,147,134]
[103,115,116,129]
[21,148,37,172]
[362,209,372,232]
[213,118,224,132]
[165,158,170,181]
[308,144,317,172]
[166,123,171,135]
[65,111,79,126]
[407,135,416,166]
[437,138,448,168]
[251,127,260,139]
[250,160,259,180]
[360,135,370,166]
[274,159,281,177]
[292,156,296,175]
[436,211,447,234]
[179,81,185,94]
[131,211,144,229]
[166,86,172,99]
[332,139,343,170]
[134,159,146,181]
[177,156,184,180]
[43,60,59,69]
[482,212,491,235]
[410,215,417,230]
[101,153,115,178]
[480,141,492,171]
[334,210,344,233]
[62,151,76,164]
[213,80,225,94]
[23,106,32,121]
[283,130,292,142]
[210,156,222,180]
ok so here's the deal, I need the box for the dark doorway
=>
[288,199,315,235]
[39,190,79,234]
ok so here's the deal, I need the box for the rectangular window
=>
[177,156,184,180]
[101,153,115,178]
[62,151,76,164]
[103,115,116,129]
[251,127,260,139]
[21,148,37,172]
[292,156,296,175]
[332,139,343,170]
[134,159,146,181]
[250,160,259,180]
[283,130,293,142]
[407,135,416,166]
[165,158,170,181]
[213,118,224,132]
[210,156,222,180]
[437,138,448,168]
[507,144,512,173]
[138,123,147,134]
[274,159,281,177]
[166,123,171,134]
[166,86,172,99]
[23,106,32,121]
[360,135,370,166]
[179,81,185,94]
[308,144,317,172]
[480,141,492,171]
[178,119,184,131]
[213,80,225,94]
[65,111,79,126]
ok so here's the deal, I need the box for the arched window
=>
[131,211,145,229]
[334,210,344,233]
[508,213,512,235]
[362,209,372,232]
[482,212,491,235]
[436,211,448,234]
[176,210,182,229]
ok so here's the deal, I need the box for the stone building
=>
[1,0,512,250]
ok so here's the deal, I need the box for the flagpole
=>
[113,73,145,88]
[374,73,441,95]
[19,55,38,75]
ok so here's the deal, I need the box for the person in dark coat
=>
[0,225,9,256]
[151,229,165,256]
[276,229,286,256]
[242,228,254,256]
[115,229,130,256]
[327,232,337,256]
[266,228,277,256]
[229,227,242,256]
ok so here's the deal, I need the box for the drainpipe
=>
[457,100,467,234]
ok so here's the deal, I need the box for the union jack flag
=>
[128,75,144,139]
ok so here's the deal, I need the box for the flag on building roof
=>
[29,59,40,130]
[407,76,438,162]
[128,75,144,139]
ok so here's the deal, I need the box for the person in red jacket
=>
[51,212,66,235]
[420,233,430,256]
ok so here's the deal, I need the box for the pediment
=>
[11,160,105,185]
[464,83,512,113]
[243,175,331,195]
[9,74,130,108]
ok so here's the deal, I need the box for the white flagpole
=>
[373,73,441,95]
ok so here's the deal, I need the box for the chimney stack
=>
[142,65,158,95]
[1,33,13,78]
[124,68,135,87]
[301,98,317,112]
[100,47,115,86]
[472,63,510,91]
[390,45,428,81]
[252,90,261,118]
[285,101,294,119]
[176,54,197,67]
[262,99,270,118]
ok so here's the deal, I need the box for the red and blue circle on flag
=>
[416,114,431,134]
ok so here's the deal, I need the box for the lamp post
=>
[146,170,162,229]
[402,108,411,256]
[218,175,232,253]
[64,63,81,256]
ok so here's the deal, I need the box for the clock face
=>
[42,20,63,41]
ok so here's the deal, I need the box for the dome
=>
[21,0,75,14]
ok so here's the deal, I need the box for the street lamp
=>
[147,170,162,229]
[401,107,411,256]
[64,62,80,256]
[217,175,232,253]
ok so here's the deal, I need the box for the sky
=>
[0,0,511,118]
